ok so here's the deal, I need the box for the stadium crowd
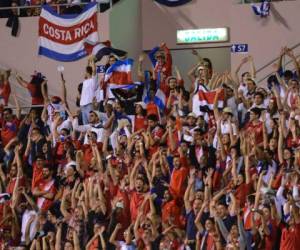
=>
[0,44,300,250]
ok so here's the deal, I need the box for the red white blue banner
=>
[105,58,134,86]
[38,3,99,62]
[154,0,191,7]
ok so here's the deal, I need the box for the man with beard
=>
[147,114,164,157]
[32,165,57,212]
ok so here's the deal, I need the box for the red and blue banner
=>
[105,58,135,89]
[38,3,99,62]
[154,0,191,7]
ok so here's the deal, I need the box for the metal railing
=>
[256,42,300,84]
[0,1,113,16]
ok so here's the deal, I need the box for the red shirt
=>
[35,178,56,212]
[245,121,263,144]
[26,82,44,105]
[88,239,99,250]
[82,142,103,166]
[6,177,25,194]
[169,157,189,198]
[0,81,11,105]
[148,126,164,156]
[280,223,300,250]
[243,207,254,231]
[154,45,172,80]
[146,102,159,117]
[129,191,145,222]
[162,199,182,226]
[197,232,216,250]
[32,162,44,190]
[0,118,20,146]
[235,182,252,207]
[134,116,147,132]
[166,129,180,152]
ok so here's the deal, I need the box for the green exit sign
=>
[177,28,229,44]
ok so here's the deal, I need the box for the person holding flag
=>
[148,42,172,94]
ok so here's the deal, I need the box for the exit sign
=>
[177,28,229,44]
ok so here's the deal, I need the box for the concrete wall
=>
[109,0,142,75]
[141,0,300,81]
[0,12,109,109]
[1,0,300,108]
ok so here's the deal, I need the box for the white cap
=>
[135,101,146,110]
[187,112,197,118]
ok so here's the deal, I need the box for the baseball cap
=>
[187,112,197,118]
[223,107,233,115]
[90,110,101,120]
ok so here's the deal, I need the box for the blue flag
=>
[154,0,191,7]
[252,0,270,18]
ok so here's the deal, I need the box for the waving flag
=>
[143,72,166,112]
[252,0,270,18]
[38,3,98,61]
[83,39,127,62]
[154,0,191,7]
[0,193,10,204]
[144,88,166,112]
[196,85,224,112]
[105,58,134,86]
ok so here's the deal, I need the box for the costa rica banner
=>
[38,3,99,62]
[154,0,191,7]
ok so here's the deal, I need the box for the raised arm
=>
[286,48,300,76]
[275,47,286,73]
[161,43,172,70]
[248,55,256,79]
[278,115,284,164]
[213,89,221,120]
[137,53,145,82]
[55,224,62,250]
[184,176,195,213]
[174,65,182,81]
[194,201,208,234]
[188,62,201,90]
[60,73,68,107]
[234,57,248,83]
[129,160,140,190]
[12,94,21,120]
[245,155,251,185]
[88,55,96,76]
[41,80,50,104]
[148,46,159,67]
[109,223,122,247]
[231,156,238,186]
[191,49,203,63]
[15,74,28,88]
[73,230,81,250]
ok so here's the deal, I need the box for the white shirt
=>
[117,241,136,250]
[213,120,237,149]
[72,118,104,144]
[47,102,65,126]
[80,76,98,106]
[21,210,38,243]
[227,96,238,119]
